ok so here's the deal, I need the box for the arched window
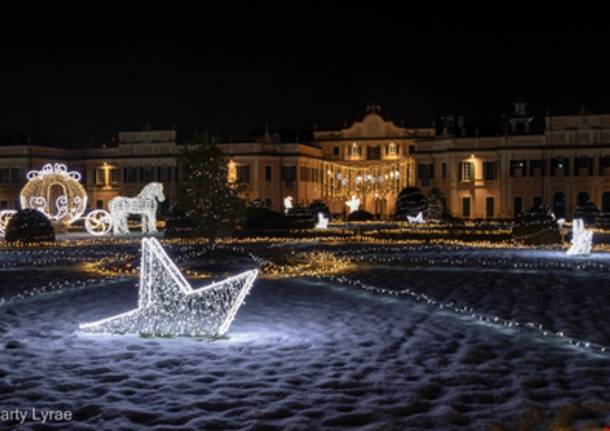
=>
[553,192,566,218]
[350,142,361,156]
[388,142,397,155]
[577,192,590,206]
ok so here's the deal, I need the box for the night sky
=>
[1,15,609,147]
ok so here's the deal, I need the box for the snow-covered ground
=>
[1,242,610,430]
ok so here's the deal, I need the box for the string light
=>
[80,238,258,338]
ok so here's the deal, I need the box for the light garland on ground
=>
[321,274,609,355]
[108,182,165,235]
[80,238,258,338]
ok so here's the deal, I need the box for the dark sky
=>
[1,14,609,146]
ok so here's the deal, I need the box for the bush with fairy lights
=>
[5,209,55,243]
[347,210,374,222]
[426,188,447,221]
[308,200,330,219]
[395,187,427,220]
[243,207,290,230]
[512,204,560,245]
[573,200,599,227]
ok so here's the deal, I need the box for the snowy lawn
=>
[0,242,610,430]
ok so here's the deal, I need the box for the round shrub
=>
[243,207,290,230]
[5,209,55,243]
[512,204,560,245]
[347,210,374,222]
[426,188,446,221]
[395,187,428,220]
[308,200,330,218]
[287,205,316,229]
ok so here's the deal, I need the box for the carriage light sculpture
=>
[20,163,87,226]
[80,238,259,338]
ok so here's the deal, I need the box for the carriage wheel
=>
[0,210,17,238]
[85,210,113,236]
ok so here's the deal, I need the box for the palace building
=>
[2,103,610,220]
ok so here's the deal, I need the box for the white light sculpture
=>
[345,195,360,213]
[407,211,425,224]
[84,210,113,236]
[566,218,592,256]
[283,196,293,215]
[80,238,259,337]
[0,210,17,238]
[557,218,566,229]
[108,182,165,235]
[315,212,329,229]
[20,163,87,225]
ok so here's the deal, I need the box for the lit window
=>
[388,142,397,155]
[461,161,474,182]
[351,143,361,156]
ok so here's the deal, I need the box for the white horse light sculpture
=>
[566,218,592,256]
[345,195,360,213]
[315,212,329,229]
[109,182,165,235]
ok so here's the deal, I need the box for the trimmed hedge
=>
[5,209,55,243]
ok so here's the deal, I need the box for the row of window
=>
[418,161,499,183]
[0,168,22,184]
[418,156,610,185]
[235,165,324,185]
[122,166,177,184]
[333,143,404,160]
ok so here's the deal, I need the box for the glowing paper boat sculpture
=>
[315,212,329,229]
[407,211,425,224]
[566,218,592,256]
[80,238,258,337]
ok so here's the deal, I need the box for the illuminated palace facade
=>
[2,104,610,220]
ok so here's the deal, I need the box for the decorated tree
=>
[177,132,245,242]
[512,204,560,245]
[426,188,446,221]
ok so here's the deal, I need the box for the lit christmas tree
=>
[178,132,245,242]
